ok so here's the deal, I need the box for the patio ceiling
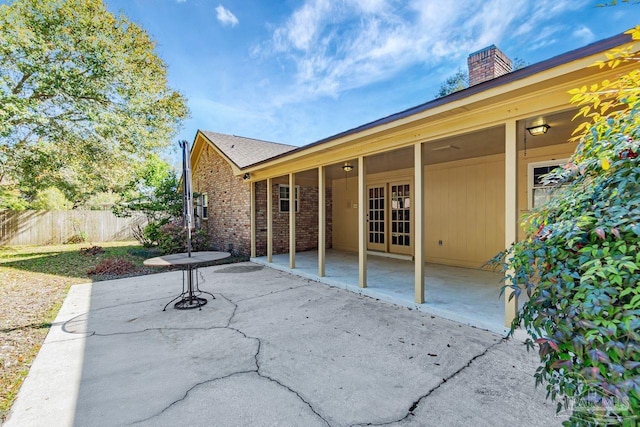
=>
[283,108,580,181]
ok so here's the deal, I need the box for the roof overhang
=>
[241,31,636,181]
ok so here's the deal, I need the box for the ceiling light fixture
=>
[526,124,550,136]
[342,162,354,172]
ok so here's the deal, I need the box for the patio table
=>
[144,251,231,310]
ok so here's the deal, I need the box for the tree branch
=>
[11,72,33,95]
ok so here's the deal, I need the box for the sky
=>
[102,0,639,149]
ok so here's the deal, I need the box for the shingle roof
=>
[199,131,296,169]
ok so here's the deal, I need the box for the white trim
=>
[201,193,208,220]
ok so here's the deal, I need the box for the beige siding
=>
[328,143,576,268]
[331,176,359,252]
[425,154,505,268]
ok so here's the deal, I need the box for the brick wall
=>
[193,144,333,257]
[467,45,512,87]
[255,181,333,256]
[192,144,251,255]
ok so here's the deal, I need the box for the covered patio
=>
[252,249,516,334]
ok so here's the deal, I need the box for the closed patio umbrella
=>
[180,139,194,257]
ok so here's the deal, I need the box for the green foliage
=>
[0,0,188,204]
[156,221,209,255]
[139,221,163,247]
[512,57,528,71]
[0,185,29,210]
[435,69,468,98]
[113,155,182,222]
[490,26,640,426]
[82,191,119,210]
[30,187,72,210]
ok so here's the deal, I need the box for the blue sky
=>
[103,0,639,148]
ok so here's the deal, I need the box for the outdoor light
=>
[526,124,550,136]
[342,162,353,172]
[243,172,251,180]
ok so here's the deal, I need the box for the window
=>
[528,159,568,209]
[201,193,208,220]
[278,185,299,212]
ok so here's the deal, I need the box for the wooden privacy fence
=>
[0,210,147,246]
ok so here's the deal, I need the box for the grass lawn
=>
[0,241,247,422]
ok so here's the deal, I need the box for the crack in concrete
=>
[349,338,506,427]
[234,284,308,303]
[130,370,257,425]
[114,291,330,426]
[219,292,332,426]
[256,371,332,427]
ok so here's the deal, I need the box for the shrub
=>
[87,257,136,276]
[490,26,640,426]
[156,221,209,255]
[136,221,165,247]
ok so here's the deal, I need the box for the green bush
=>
[142,221,164,247]
[491,27,640,426]
[156,222,209,255]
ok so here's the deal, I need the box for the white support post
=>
[267,178,273,263]
[289,173,296,269]
[414,143,425,304]
[358,157,367,288]
[250,181,256,258]
[505,120,518,326]
[318,166,326,277]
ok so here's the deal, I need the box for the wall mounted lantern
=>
[526,123,550,136]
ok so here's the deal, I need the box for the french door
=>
[367,182,412,255]
[389,183,412,255]
[367,186,386,251]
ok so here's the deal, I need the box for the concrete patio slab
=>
[4,262,559,426]
[252,250,519,334]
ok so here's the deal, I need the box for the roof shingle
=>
[200,131,296,169]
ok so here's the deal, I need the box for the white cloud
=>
[573,25,595,43]
[253,0,594,107]
[215,4,239,27]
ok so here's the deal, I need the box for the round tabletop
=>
[143,251,231,267]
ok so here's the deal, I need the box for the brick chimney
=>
[467,45,512,86]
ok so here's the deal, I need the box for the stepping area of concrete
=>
[5,262,559,426]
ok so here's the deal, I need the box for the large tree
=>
[0,0,188,205]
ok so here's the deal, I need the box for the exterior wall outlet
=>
[438,240,443,246]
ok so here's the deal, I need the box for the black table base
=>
[163,265,215,311]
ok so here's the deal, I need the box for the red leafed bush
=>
[87,257,136,276]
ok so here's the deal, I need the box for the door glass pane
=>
[390,183,411,247]
[368,186,385,247]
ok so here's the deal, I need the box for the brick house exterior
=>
[192,142,252,255]
[191,132,332,257]
[254,181,333,256]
